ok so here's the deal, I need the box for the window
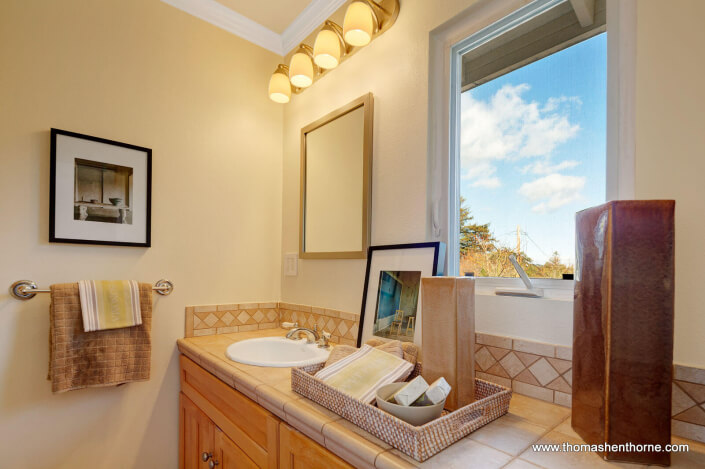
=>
[454,0,606,279]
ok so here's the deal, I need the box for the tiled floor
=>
[400,394,705,468]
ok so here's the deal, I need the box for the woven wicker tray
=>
[291,362,512,462]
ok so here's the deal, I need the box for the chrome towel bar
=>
[9,279,174,300]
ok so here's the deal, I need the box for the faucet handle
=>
[282,321,299,329]
[318,331,331,349]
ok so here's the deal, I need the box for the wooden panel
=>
[279,423,353,469]
[215,427,259,469]
[180,392,215,469]
[180,355,280,469]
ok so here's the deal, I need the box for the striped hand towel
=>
[78,280,143,332]
[315,345,414,404]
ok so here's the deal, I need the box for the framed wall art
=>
[357,242,445,347]
[50,128,152,247]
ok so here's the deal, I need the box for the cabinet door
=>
[180,392,215,469]
[279,423,353,469]
[212,427,258,469]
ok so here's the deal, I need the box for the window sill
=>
[472,277,574,301]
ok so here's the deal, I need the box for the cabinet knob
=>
[201,452,212,462]
[209,460,220,468]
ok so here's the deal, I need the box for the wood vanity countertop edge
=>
[176,329,419,469]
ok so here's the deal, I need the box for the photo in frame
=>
[357,242,446,347]
[50,128,152,247]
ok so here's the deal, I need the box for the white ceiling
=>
[161,0,347,56]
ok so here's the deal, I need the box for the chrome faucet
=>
[285,326,320,344]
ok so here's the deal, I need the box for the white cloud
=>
[471,177,502,188]
[519,173,585,213]
[460,84,580,188]
[521,159,580,175]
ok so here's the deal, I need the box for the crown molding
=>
[161,0,347,56]
[281,0,348,53]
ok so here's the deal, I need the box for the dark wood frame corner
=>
[356,242,446,346]
[49,128,152,247]
[299,93,373,260]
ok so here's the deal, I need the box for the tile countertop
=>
[177,329,705,469]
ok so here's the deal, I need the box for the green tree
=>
[459,197,494,255]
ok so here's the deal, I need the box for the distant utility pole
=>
[516,225,521,254]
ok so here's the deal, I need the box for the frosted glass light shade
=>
[343,1,375,47]
[313,29,341,69]
[268,68,291,103]
[289,51,314,88]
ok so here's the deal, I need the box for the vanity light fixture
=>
[268,0,399,103]
[268,64,292,103]
[343,1,376,47]
[289,44,316,88]
[313,21,347,70]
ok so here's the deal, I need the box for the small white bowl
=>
[375,382,445,426]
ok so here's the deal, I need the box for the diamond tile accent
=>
[487,346,510,361]
[475,347,497,371]
[337,321,349,337]
[325,318,338,333]
[547,357,572,374]
[266,310,278,322]
[486,362,510,379]
[547,376,572,393]
[499,352,525,378]
[237,311,251,324]
[203,313,218,328]
[563,369,572,386]
[677,380,705,404]
[253,310,265,323]
[529,358,560,386]
[674,406,705,426]
[193,316,203,329]
[349,322,359,340]
[674,382,697,416]
[515,352,541,367]
[515,369,540,386]
[221,312,234,326]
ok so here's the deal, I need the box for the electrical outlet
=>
[284,253,298,276]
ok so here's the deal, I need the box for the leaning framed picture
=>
[49,128,152,247]
[357,242,445,347]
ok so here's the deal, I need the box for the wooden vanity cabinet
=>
[279,423,353,469]
[179,355,278,468]
[180,392,215,469]
[179,354,357,469]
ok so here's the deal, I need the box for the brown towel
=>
[49,282,152,393]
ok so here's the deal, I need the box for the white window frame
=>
[426,0,636,290]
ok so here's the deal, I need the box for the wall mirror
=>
[300,93,373,259]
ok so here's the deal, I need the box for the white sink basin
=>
[225,337,330,368]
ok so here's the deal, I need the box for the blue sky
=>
[460,32,606,265]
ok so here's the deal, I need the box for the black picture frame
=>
[49,128,152,247]
[357,242,446,347]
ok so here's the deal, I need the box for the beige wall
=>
[634,0,705,368]
[281,0,479,312]
[0,0,282,467]
[281,0,705,367]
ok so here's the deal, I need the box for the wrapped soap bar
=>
[412,378,451,406]
[390,376,429,406]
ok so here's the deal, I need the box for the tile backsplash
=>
[183,303,705,443]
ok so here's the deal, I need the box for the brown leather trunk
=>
[572,200,675,466]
